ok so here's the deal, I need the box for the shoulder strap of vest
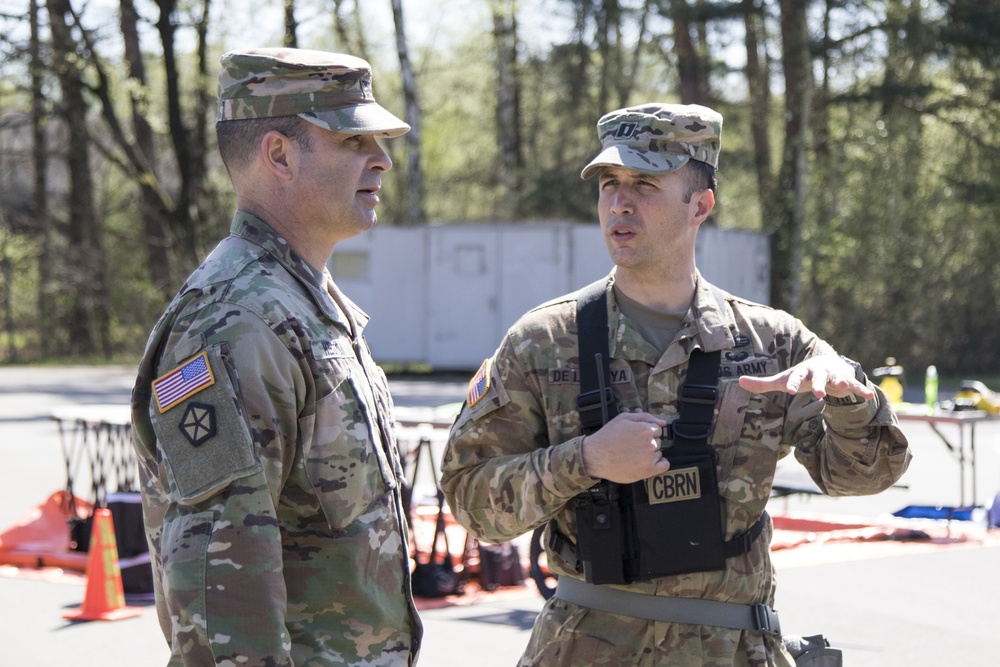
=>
[666,348,722,448]
[667,281,727,447]
[576,278,619,435]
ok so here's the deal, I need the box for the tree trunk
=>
[878,0,927,356]
[595,0,622,113]
[332,0,351,50]
[120,0,174,288]
[155,0,198,268]
[390,0,426,225]
[192,0,212,255]
[670,0,709,104]
[743,0,774,229]
[30,0,53,358]
[50,0,112,357]
[332,0,368,59]
[0,95,15,360]
[283,0,298,47]
[492,0,523,219]
[772,0,812,312]
[620,0,652,108]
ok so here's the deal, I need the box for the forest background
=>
[0,0,998,380]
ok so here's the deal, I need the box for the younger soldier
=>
[440,103,911,666]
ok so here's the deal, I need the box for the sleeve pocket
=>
[150,344,262,503]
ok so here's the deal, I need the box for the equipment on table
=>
[871,358,905,404]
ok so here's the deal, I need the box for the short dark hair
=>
[681,160,717,203]
[216,115,314,173]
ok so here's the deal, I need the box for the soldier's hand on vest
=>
[582,412,670,484]
[737,355,875,401]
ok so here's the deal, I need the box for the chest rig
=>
[569,279,765,585]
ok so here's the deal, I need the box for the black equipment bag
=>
[407,437,463,598]
[477,540,525,590]
[106,491,154,595]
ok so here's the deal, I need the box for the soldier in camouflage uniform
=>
[131,48,421,666]
[440,103,911,666]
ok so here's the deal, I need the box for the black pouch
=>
[783,634,844,667]
[574,481,634,585]
[629,444,726,579]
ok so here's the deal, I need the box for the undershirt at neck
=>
[613,285,687,355]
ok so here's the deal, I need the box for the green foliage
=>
[2,0,1000,375]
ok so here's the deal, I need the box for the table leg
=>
[928,421,966,506]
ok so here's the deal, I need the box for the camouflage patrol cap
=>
[217,48,410,138]
[581,103,722,179]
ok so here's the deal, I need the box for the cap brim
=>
[580,145,690,180]
[300,103,410,138]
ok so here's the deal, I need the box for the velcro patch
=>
[719,357,776,379]
[646,466,701,505]
[548,367,632,385]
[468,359,491,407]
[149,345,261,503]
[152,352,215,413]
[312,338,353,360]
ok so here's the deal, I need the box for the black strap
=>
[665,349,721,447]
[576,279,618,435]
[723,512,768,558]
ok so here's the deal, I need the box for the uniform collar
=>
[607,271,738,366]
[230,211,368,334]
[684,272,737,352]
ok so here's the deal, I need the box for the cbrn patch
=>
[646,466,701,505]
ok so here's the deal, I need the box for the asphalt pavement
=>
[1,365,999,666]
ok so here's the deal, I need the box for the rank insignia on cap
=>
[468,359,491,407]
[152,352,216,413]
[178,402,216,447]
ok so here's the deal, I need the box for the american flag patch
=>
[468,359,491,407]
[152,352,216,413]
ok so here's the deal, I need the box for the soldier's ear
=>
[692,188,715,224]
[259,131,295,180]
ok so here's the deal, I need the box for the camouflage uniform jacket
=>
[440,272,910,667]
[131,211,421,667]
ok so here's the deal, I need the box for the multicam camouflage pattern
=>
[440,272,911,667]
[131,211,421,666]
[581,103,723,179]
[217,48,410,137]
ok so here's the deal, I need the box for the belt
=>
[554,576,782,636]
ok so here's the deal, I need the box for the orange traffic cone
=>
[62,508,144,621]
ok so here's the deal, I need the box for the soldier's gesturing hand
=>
[738,354,875,401]
[581,412,670,484]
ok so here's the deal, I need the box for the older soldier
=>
[440,103,911,666]
[131,48,420,666]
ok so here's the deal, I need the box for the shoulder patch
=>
[152,352,216,413]
[468,359,491,407]
[178,402,217,447]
